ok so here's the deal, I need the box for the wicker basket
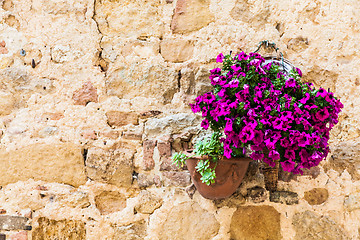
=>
[256,42,297,191]
[261,161,280,192]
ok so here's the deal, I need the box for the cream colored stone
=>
[95,191,127,215]
[171,0,214,34]
[0,91,15,116]
[85,142,136,188]
[292,211,349,240]
[113,220,146,240]
[106,63,179,104]
[0,56,13,69]
[0,143,86,187]
[155,201,219,240]
[94,0,163,38]
[160,39,195,63]
[134,191,163,214]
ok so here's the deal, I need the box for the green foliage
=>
[172,152,189,168]
[194,132,223,158]
[172,132,223,186]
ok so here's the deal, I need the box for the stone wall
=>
[0,0,359,239]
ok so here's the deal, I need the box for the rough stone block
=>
[171,0,214,34]
[304,188,329,205]
[9,231,27,240]
[143,140,157,171]
[85,143,135,188]
[230,206,281,240]
[0,91,15,116]
[95,191,126,215]
[113,220,146,240]
[292,211,349,240]
[157,202,219,240]
[162,171,191,187]
[230,0,270,27]
[0,143,86,187]
[137,173,154,188]
[139,110,162,119]
[247,186,267,203]
[214,191,245,208]
[144,113,198,138]
[134,191,163,214]
[106,111,138,128]
[344,193,360,211]
[0,216,30,231]
[160,39,194,63]
[159,140,177,171]
[157,141,172,158]
[270,191,299,205]
[94,0,163,38]
[106,64,178,104]
[32,217,85,240]
[179,68,196,94]
[72,81,98,106]
[325,140,360,180]
[160,157,178,171]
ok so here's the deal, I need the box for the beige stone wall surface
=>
[0,0,359,239]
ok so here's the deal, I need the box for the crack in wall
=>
[92,0,108,75]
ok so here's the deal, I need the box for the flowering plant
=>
[173,51,343,185]
[189,51,343,174]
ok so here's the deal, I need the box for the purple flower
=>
[252,130,264,145]
[285,78,297,88]
[229,79,239,88]
[224,118,233,133]
[310,151,323,165]
[297,133,310,147]
[316,88,328,98]
[284,149,295,160]
[218,88,227,98]
[201,107,208,117]
[299,93,310,104]
[250,152,264,161]
[240,125,255,143]
[223,138,232,158]
[295,67,302,77]
[190,103,201,113]
[269,150,280,161]
[315,108,330,122]
[243,84,250,94]
[201,119,209,130]
[210,68,221,74]
[216,53,224,63]
[299,149,309,162]
[281,160,296,172]
[280,138,290,148]
[231,65,242,72]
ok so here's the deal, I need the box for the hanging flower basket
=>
[173,41,343,199]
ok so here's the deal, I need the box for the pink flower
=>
[315,108,330,122]
[250,152,264,161]
[201,119,209,130]
[281,160,296,172]
[269,150,280,161]
[216,53,225,63]
[284,149,295,160]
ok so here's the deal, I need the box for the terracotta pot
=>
[185,156,251,200]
